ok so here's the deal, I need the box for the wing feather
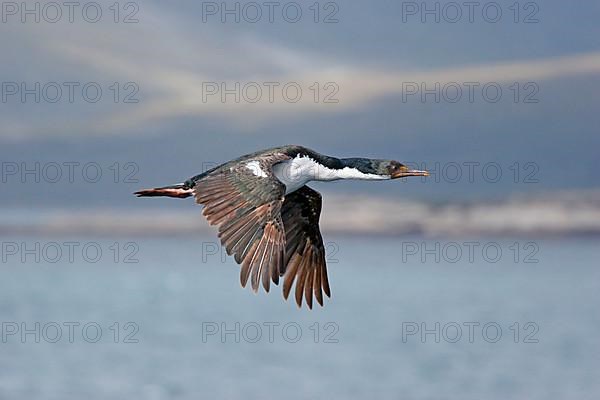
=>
[192,155,330,308]
[281,186,331,308]
[192,153,289,293]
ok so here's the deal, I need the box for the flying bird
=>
[135,145,428,308]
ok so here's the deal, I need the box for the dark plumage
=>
[135,145,428,308]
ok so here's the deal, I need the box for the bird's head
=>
[341,158,428,179]
[380,160,429,179]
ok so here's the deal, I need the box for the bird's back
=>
[185,145,313,187]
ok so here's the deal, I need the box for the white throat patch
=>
[273,155,389,194]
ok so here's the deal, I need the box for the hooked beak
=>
[391,165,429,179]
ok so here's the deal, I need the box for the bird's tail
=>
[134,183,193,198]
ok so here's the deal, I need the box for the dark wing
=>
[281,186,331,309]
[193,153,290,293]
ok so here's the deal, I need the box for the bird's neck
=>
[285,154,388,182]
[273,153,388,195]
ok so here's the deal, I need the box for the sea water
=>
[0,236,598,399]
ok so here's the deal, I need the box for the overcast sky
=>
[1,0,599,207]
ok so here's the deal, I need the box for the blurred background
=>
[1,0,599,399]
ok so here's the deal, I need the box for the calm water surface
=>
[1,236,598,399]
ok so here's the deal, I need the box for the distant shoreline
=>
[3,190,600,238]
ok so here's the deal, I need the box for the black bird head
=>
[380,160,429,179]
[341,158,429,179]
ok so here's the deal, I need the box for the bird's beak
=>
[391,165,429,179]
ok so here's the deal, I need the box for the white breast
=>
[272,155,388,194]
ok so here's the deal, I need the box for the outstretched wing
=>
[281,186,331,309]
[193,153,290,293]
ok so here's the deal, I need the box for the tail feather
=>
[134,184,193,199]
